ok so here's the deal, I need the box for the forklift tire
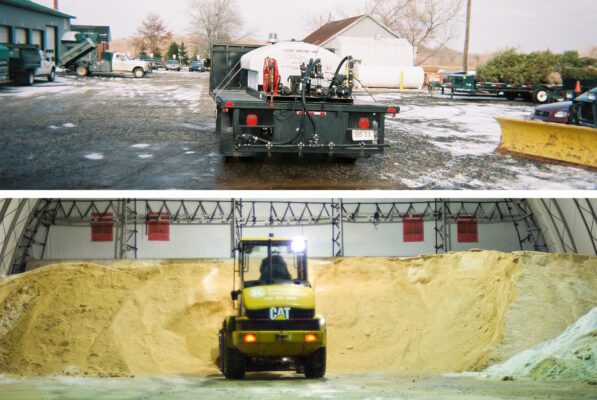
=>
[532,87,549,104]
[48,69,56,82]
[304,348,326,379]
[76,65,89,78]
[133,68,145,78]
[220,327,245,379]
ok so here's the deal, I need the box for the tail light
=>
[358,117,371,129]
[224,101,235,108]
[387,108,397,114]
[246,114,258,126]
[305,334,318,343]
[244,334,257,343]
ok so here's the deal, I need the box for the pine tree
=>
[179,42,189,66]
[166,42,179,61]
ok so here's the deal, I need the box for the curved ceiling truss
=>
[0,198,594,276]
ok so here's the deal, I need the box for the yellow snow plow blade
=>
[496,117,596,169]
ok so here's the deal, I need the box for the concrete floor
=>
[0,71,594,190]
[0,373,595,400]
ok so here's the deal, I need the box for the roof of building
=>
[0,0,74,19]
[71,25,111,41]
[303,14,399,46]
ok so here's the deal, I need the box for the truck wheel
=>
[533,87,549,104]
[222,345,246,379]
[133,68,145,78]
[20,71,34,86]
[48,69,56,82]
[76,65,89,78]
[304,348,326,379]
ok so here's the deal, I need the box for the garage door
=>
[0,26,9,44]
[15,28,27,44]
[46,26,57,60]
[31,30,43,47]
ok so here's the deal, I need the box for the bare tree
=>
[133,13,173,58]
[302,8,352,33]
[188,0,243,56]
[369,0,464,64]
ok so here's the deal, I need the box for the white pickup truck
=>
[75,52,151,78]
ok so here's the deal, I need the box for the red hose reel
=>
[263,57,280,96]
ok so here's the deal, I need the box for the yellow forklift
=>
[218,235,326,379]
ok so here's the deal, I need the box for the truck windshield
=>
[241,242,305,284]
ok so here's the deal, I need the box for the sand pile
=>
[0,251,595,377]
[485,307,596,382]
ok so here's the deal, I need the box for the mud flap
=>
[496,117,597,169]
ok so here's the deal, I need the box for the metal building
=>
[0,0,73,61]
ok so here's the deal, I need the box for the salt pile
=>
[485,308,597,382]
[0,251,594,377]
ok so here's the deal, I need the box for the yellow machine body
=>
[496,117,596,169]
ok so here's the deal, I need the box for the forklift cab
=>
[235,237,308,297]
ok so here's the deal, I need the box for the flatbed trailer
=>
[430,72,562,104]
[211,43,399,160]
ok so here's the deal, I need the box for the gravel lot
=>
[0,71,594,190]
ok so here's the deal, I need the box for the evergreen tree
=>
[166,42,179,61]
[179,42,189,66]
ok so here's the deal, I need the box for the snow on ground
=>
[484,308,597,382]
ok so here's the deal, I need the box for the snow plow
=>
[218,236,326,379]
[496,117,596,169]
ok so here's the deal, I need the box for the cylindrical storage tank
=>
[240,41,342,92]
[357,65,425,89]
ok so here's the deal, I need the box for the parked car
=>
[531,101,573,124]
[189,60,206,72]
[165,60,181,71]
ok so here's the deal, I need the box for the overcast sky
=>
[37,0,596,53]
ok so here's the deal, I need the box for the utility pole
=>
[463,0,472,73]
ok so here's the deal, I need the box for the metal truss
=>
[573,199,596,256]
[3,198,558,276]
[539,199,578,253]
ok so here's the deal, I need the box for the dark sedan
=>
[531,101,573,124]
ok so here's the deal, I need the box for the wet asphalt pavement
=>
[0,71,594,190]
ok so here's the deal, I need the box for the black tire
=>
[48,69,56,82]
[304,348,326,379]
[505,92,517,101]
[20,71,34,86]
[133,68,145,78]
[76,65,89,78]
[532,87,550,104]
[222,345,246,379]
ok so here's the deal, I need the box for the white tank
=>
[240,41,342,92]
[357,65,425,89]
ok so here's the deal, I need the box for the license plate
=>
[352,129,375,141]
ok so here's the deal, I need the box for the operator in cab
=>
[259,253,291,281]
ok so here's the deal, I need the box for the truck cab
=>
[218,236,326,379]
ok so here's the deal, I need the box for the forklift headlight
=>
[291,237,306,253]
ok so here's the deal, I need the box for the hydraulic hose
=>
[328,56,351,91]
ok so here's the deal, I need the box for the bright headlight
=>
[291,237,306,253]
[554,111,569,118]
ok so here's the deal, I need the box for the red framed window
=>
[91,212,113,242]
[403,215,424,242]
[148,212,170,241]
[457,216,478,243]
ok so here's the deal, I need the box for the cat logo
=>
[269,307,290,320]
